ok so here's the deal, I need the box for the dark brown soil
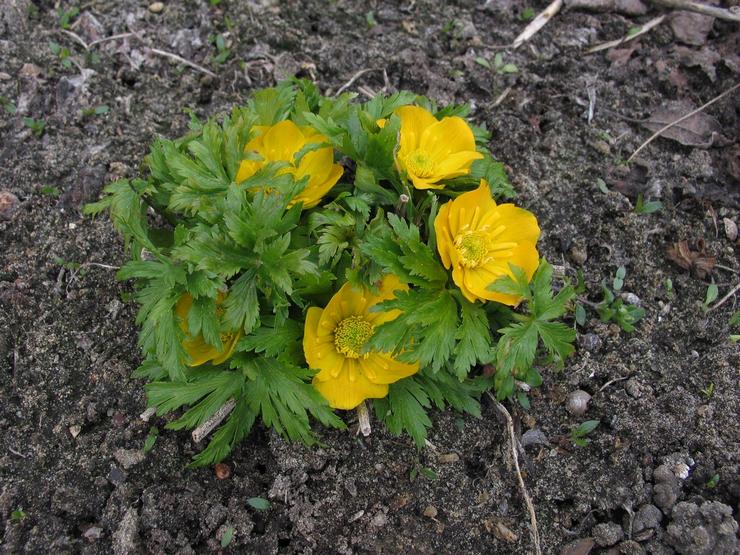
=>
[1,1,738,553]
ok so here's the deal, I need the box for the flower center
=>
[405,149,435,178]
[455,231,489,268]
[333,315,375,359]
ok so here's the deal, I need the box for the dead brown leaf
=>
[606,46,635,68]
[560,537,596,555]
[484,518,519,543]
[640,101,723,149]
[666,239,716,278]
[670,11,714,46]
[674,46,721,82]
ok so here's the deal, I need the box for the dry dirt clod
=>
[723,218,737,241]
[0,191,20,221]
[560,537,596,555]
[423,505,438,519]
[148,2,164,13]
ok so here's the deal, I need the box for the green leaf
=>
[452,297,492,379]
[221,527,235,547]
[143,426,159,453]
[247,497,272,510]
[572,419,600,437]
[374,378,432,447]
[222,271,259,334]
[237,319,303,362]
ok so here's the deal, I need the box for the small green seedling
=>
[410,463,438,482]
[23,117,46,137]
[0,96,16,114]
[570,420,599,447]
[143,426,159,452]
[595,267,644,332]
[81,105,110,118]
[634,193,663,215]
[58,6,79,29]
[706,474,720,489]
[702,281,718,311]
[520,7,536,21]
[48,41,73,69]
[246,497,271,510]
[700,382,714,398]
[10,509,27,521]
[475,53,518,74]
[209,34,230,64]
[365,11,377,28]
[596,178,609,194]
[664,278,674,298]
[40,185,61,197]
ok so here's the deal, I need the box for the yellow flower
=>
[176,293,241,366]
[235,120,343,209]
[395,105,483,190]
[303,275,420,410]
[434,181,540,305]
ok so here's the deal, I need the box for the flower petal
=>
[488,204,541,245]
[433,150,484,179]
[360,354,419,385]
[397,105,437,158]
[312,361,388,410]
[420,116,477,159]
[408,173,446,190]
[434,201,454,269]
[261,120,305,162]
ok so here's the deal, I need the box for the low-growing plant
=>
[87,80,575,466]
[596,266,645,332]
[570,419,599,447]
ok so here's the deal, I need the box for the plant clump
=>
[87,79,576,466]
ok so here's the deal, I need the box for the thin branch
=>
[708,282,740,312]
[334,68,380,96]
[88,32,138,48]
[649,0,740,23]
[61,29,89,50]
[192,399,236,443]
[513,0,563,49]
[487,392,541,555]
[599,376,630,393]
[628,82,740,162]
[356,401,371,437]
[585,15,665,54]
[147,47,217,78]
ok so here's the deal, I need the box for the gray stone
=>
[633,504,663,533]
[593,521,624,547]
[113,449,145,470]
[113,507,139,555]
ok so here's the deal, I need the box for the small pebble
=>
[723,218,737,242]
[0,191,20,221]
[214,463,232,480]
[69,425,82,438]
[423,505,438,519]
[83,526,103,541]
[578,333,602,352]
[114,448,145,470]
[370,511,388,527]
[593,522,624,547]
[108,466,127,485]
[148,2,164,13]
[566,390,591,416]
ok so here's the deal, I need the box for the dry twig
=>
[585,15,665,54]
[192,399,236,443]
[649,0,740,23]
[708,282,740,312]
[628,82,740,161]
[334,68,381,96]
[513,0,563,49]
[356,401,371,437]
[148,47,217,78]
[487,392,541,555]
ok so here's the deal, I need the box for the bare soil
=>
[1,1,738,553]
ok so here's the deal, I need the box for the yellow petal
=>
[434,202,454,269]
[211,331,242,365]
[451,265,481,303]
[183,335,221,366]
[420,116,477,159]
[433,150,484,178]
[312,364,388,410]
[261,120,305,162]
[235,159,262,183]
[408,173,446,190]
[360,354,419,385]
[489,204,541,245]
[175,293,193,333]
[291,148,343,209]
[397,105,437,159]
